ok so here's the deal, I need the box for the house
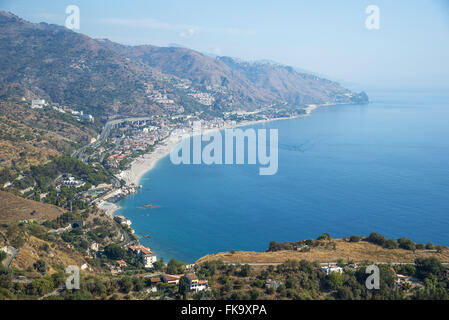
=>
[80,114,94,123]
[142,251,157,268]
[62,176,84,187]
[320,265,343,275]
[105,263,122,275]
[128,244,153,255]
[90,242,99,252]
[150,277,161,285]
[117,260,127,268]
[128,245,157,268]
[162,274,182,285]
[147,277,161,293]
[184,273,208,292]
[186,264,197,271]
[115,216,132,226]
[395,274,422,288]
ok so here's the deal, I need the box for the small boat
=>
[144,235,151,238]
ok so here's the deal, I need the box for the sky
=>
[1,0,449,87]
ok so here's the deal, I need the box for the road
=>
[39,287,65,300]
[71,117,153,187]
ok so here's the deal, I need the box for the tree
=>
[104,244,125,260]
[336,287,353,300]
[250,289,260,300]
[383,238,398,249]
[367,232,386,246]
[120,276,133,293]
[268,241,278,251]
[133,277,145,292]
[327,272,345,290]
[33,259,48,275]
[415,257,444,279]
[0,251,6,264]
[239,264,251,277]
[178,276,190,299]
[397,238,416,251]
[317,233,331,241]
[166,258,186,275]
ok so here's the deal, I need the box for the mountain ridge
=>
[0,10,368,119]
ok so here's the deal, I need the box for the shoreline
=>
[98,103,325,218]
[120,103,320,187]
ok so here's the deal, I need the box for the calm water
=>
[117,88,449,263]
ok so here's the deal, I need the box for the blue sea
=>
[117,87,449,263]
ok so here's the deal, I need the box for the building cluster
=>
[188,91,215,106]
[29,99,94,122]
[55,174,85,189]
[31,99,47,109]
[320,264,344,275]
[70,110,95,123]
[148,273,208,292]
[128,245,157,268]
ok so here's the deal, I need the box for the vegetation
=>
[198,257,449,300]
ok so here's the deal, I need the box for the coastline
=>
[120,103,319,187]
[98,103,322,217]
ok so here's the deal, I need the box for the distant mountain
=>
[0,11,368,119]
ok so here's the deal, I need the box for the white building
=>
[320,265,344,275]
[142,252,157,268]
[80,114,94,123]
[62,176,84,187]
[31,99,46,109]
[184,273,208,292]
[114,215,132,226]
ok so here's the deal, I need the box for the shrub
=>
[317,233,331,241]
[103,244,126,260]
[383,239,398,249]
[33,260,48,275]
[397,238,416,251]
[415,257,443,279]
[367,232,386,246]
[349,235,360,242]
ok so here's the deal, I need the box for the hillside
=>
[0,100,96,170]
[0,11,368,119]
[197,239,449,264]
[0,190,64,223]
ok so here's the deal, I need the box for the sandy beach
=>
[101,103,322,216]
[97,200,122,217]
[118,103,321,187]
[118,135,182,186]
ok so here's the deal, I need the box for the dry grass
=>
[0,190,64,222]
[197,239,449,264]
[11,234,90,274]
[0,101,96,169]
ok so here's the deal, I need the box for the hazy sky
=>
[1,0,448,87]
